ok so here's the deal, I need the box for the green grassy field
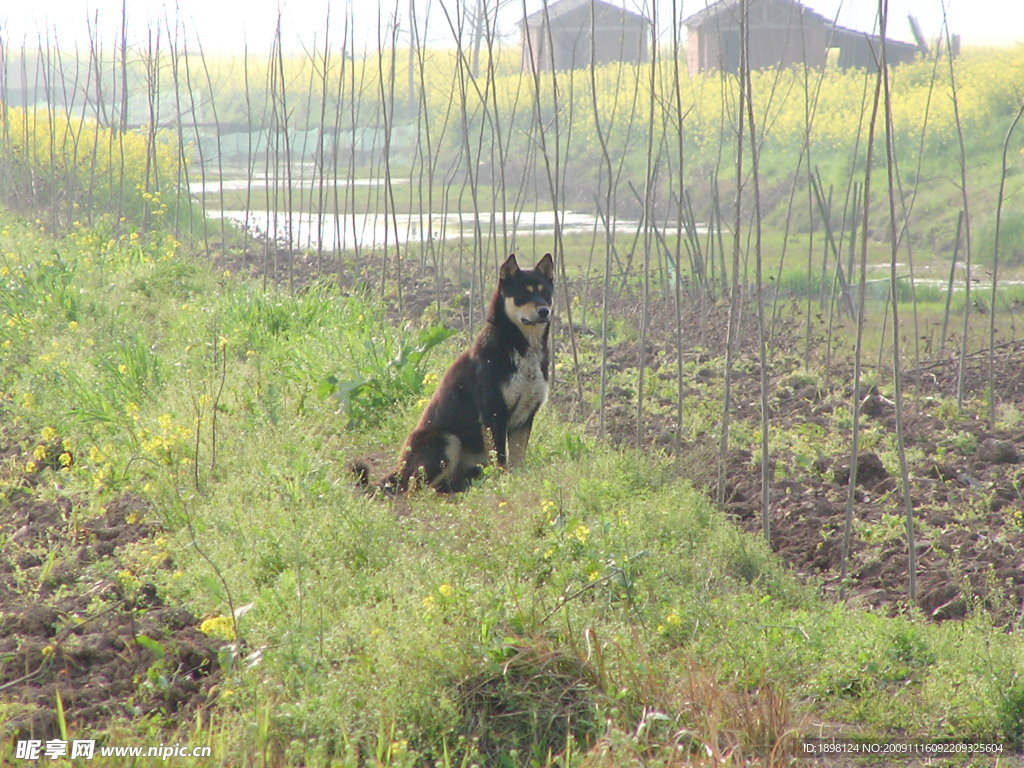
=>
[2,210,1024,766]
[2,35,1024,764]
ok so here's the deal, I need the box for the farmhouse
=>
[684,0,921,74]
[520,0,650,72]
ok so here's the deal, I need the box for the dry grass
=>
[458,633,601,762]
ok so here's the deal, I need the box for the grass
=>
[3,208,1024,766]
[210,181,519,217]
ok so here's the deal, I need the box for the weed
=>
[320,324,457,429]
[997,679,1024,749]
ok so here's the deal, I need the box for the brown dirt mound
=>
[0,438,221,741]
[709,370,1024,624]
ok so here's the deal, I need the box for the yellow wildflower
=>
[574,524,591,544]
[200,615,237,642]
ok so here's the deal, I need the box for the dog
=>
[355,252,554,494]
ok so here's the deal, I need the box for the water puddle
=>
[210,208,645,251]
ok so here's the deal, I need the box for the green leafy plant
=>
[320,324,457,428]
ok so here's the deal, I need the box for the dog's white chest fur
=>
[501,342,548,431]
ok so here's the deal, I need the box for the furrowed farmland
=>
[1,3,1024,765]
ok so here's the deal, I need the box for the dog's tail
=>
[350,461,372,489]
[350,461,400,497]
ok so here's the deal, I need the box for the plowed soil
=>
[0,432,221,741]
[562,290,1024,625]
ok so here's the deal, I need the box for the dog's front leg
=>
[507,414,534,468]
[482,402,509,468]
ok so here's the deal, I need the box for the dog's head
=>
[499,253,555,335]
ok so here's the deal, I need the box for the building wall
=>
[521,24,550,71]
[685,0,917,75]
[687,1,831,74]
[832,30,920,69]
[748,24,828,69]
[522,3,649,72]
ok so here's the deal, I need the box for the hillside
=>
[1,208,1023,765]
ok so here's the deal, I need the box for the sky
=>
[1,0,1021,55]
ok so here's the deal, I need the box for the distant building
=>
[520,0,651,72]
[684,0,920,75]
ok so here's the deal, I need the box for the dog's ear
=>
[535,253,554,280]
[500,253,520,281]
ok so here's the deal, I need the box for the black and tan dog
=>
[356,253,554,494]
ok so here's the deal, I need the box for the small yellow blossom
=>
[574,524,591,544]
[117,569,140,590]
[200,615,237,642]
[438,583,454,598]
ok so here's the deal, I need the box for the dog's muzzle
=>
[521,305,551,325]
